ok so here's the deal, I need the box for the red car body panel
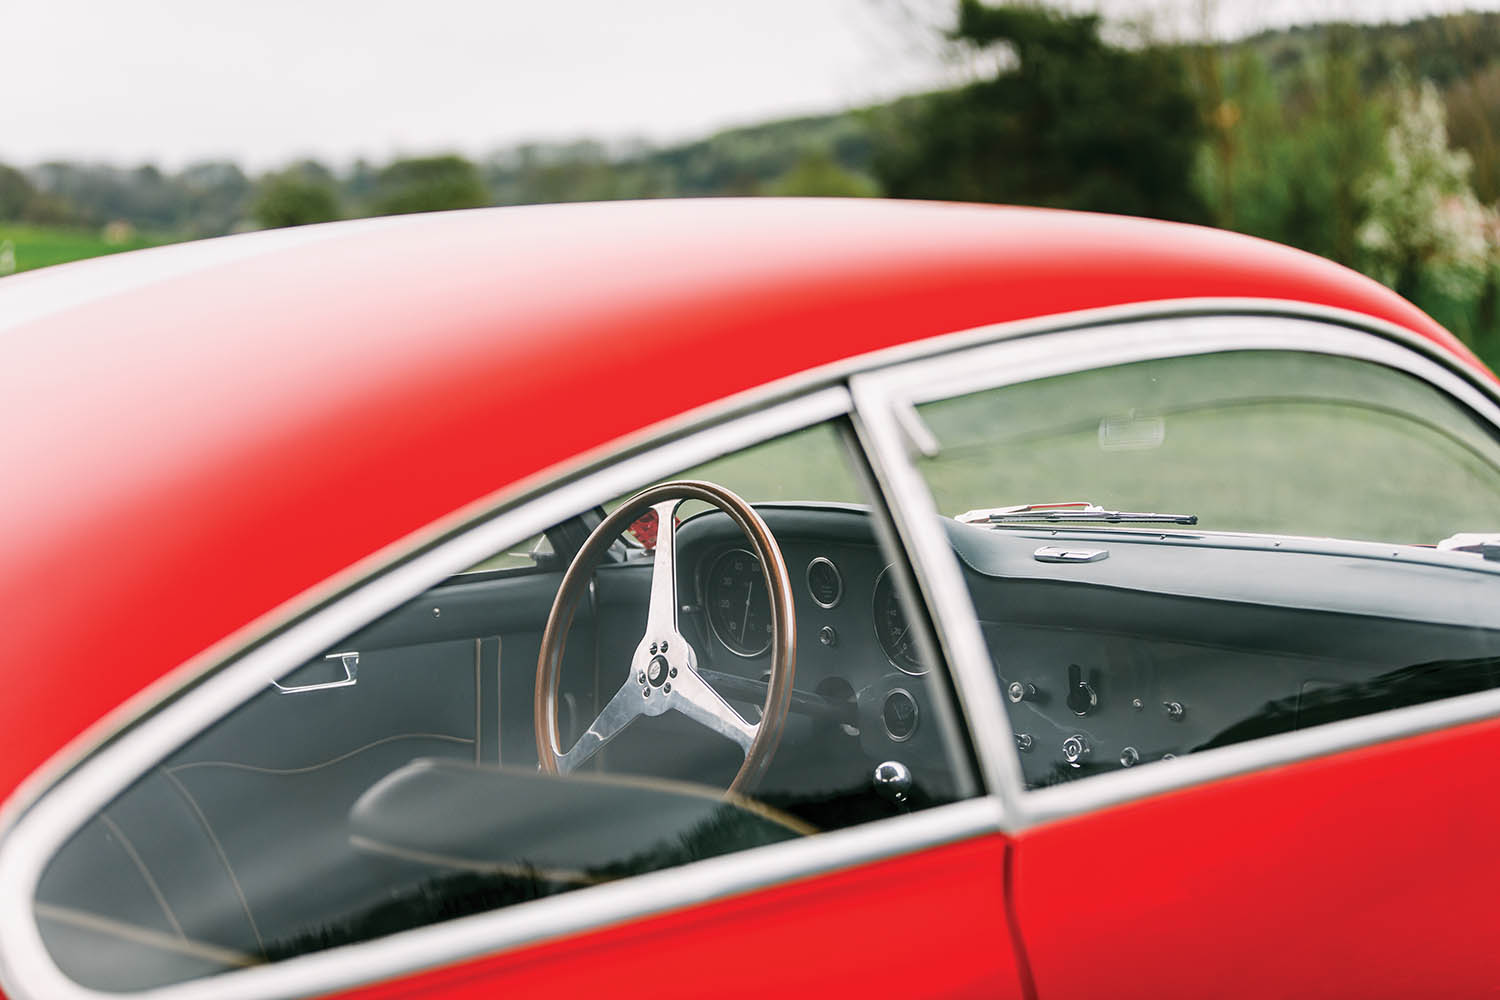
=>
[1012,714,1500,998]
[321,834,1022,1000]
[0,199,1491,1000]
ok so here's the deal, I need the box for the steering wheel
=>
[535,481,796,795]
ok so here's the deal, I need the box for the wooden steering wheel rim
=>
[534,480,797,794]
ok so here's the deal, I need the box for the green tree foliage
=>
[0,164,36,220]
[875,2,1206,221]
[372,155,489,216]
[0,162,75,224]
[763,152,881,198]
[1193,28,1385,266]
[1445,63,1500,204]
[251,168,341,229]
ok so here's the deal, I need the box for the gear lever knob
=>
[873,760,913,810]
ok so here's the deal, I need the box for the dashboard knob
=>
[1119,746,1140,768]
[1007,680,1039,703]
[872,760,913,809]
[1062,734,1091,766]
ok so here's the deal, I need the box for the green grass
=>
[0,223,177,275]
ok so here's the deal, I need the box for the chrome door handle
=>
[271,651,359,694]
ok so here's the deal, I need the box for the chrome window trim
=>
[3,296,1497,1000]
[851,313,1500,832]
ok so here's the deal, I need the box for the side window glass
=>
[34,418,978,992]
[907,348,1500,788]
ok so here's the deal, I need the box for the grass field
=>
[0,223,177,275]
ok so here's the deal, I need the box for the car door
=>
[853,308,1500,998]
[0,389,1026,1000]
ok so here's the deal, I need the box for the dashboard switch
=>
[1062,734,1090,766]
[1119,746,1140,767]
[1163,701,1185,720]
[1066,664,1097,716]
[1015,732,1034,752]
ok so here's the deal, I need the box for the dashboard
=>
[673,504,959,803]
[673,503,1500,794]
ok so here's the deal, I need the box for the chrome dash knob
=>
[1062,734,1091,767]
[873,760,913,809]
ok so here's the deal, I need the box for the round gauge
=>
[705,548,772,657]
[806,556,843,609]
[872,566,926,674]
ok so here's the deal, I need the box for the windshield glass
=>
[914,350,1500,545]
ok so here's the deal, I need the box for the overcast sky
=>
[7,0,1500,170]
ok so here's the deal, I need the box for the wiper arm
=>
[956,501,1198,526]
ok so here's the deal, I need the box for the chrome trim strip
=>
[851,313,1500,832]
[851,386,1027,821]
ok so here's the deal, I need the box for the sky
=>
[7,0,1500,171]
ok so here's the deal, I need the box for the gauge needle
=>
[740,581,753,641]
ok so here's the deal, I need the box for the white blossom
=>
[1358,79,1496,301]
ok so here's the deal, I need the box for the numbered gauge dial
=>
[706,548,772,657]
[873,566,926,675]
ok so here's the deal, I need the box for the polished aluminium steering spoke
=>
[667,664,757,753]
[643,499,681,637]
[557,680,643,773]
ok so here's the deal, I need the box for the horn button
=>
[646,654,671,688]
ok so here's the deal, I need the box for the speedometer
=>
[705,548,772,657]
[873,566,926,674]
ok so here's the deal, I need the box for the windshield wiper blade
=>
[956,502,1198,526]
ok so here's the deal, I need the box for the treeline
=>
[5,5,1500,359]
[0,113,880,238]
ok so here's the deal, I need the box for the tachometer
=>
[705,548,772,657]
[873,566,925,674]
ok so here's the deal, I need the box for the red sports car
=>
[2,199,1498,1000]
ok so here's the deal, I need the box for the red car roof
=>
[0,198,1483,803]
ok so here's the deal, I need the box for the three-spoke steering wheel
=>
[534,481,797,795]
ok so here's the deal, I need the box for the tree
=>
[764,152,881,197]
[251,170,341,229]
[0,164,35,220]
[372,155,489,216]
[875,2,1207,222]
[1192,29,1386,266]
